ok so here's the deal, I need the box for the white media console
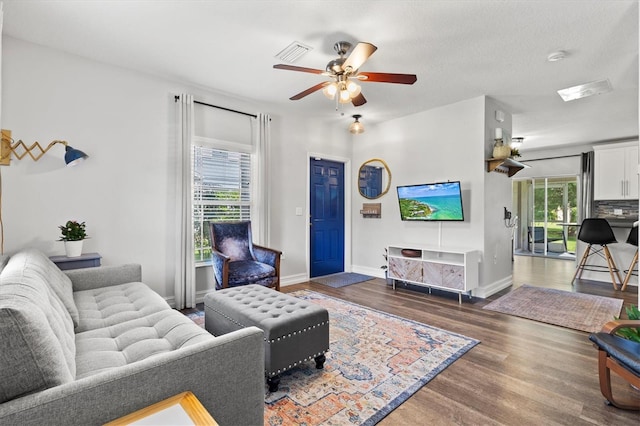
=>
[387,244,480,304]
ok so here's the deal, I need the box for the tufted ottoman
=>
[204,285,329,392]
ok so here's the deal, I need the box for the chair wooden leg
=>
[598,349,615,406]
[598,349,640,410]
[571,244,592,284]
[621,250,638,292]
[603,245,621,290]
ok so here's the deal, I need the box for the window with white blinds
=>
[192,145,252,262]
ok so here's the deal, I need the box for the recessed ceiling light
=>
[557,79,612,102]
[547,50,567,62]
[275,41,312,63]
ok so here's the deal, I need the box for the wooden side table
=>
[49,252,101,270]
[104,391,218,425]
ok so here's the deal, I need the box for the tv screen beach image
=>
[397,181,464,221]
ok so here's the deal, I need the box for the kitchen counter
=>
[601,218,637,228]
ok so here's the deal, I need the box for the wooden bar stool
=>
[621,224,638,292]
[571,218,622,290]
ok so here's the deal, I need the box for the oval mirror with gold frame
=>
[358,158,391,199]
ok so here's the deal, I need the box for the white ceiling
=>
[2,0,638,151]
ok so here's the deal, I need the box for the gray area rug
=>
[311,272,375,288]
[482,284,623,333]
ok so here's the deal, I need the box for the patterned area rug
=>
[184,291,479,425]
[482,284,623,333]
[311,272,375,288]
[264,290,478,425]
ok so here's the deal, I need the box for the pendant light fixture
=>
[349,115,365,134]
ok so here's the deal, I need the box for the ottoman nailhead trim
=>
[266,320,329,343]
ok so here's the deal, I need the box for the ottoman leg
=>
[315,354,326,369]
[267,375,280,392]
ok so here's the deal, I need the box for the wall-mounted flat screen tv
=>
[397,181,464,221]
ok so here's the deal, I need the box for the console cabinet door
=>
[389,257,422,282]
[442,264,465,290]
[422,262,443,286]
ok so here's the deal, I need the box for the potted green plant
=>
[58,220,88,257]
[616,304,640,343]
[382,248,392,285]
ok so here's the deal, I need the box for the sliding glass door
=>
[513,176,577,259]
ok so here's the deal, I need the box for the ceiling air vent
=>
[274,41,312,63]
[557,79,612,102]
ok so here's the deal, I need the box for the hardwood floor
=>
[282,256,639,425]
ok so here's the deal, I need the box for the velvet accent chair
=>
[589,320,640,410]
[209,221,281,291]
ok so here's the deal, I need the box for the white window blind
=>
[193,145,252,262]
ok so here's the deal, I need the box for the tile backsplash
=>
[594,200,638,220]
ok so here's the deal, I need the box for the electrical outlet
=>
[614,209,623,216]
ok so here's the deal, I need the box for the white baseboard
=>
[473,276,512,299]
[351,265,385,278]
[280,273,308,287]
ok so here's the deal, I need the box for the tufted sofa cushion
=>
[23,249,80,327]
[0,251,76,403]
[75,309,214,378]
[74,282,173,333]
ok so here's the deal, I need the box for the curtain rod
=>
[174,95,257,118]
[521,153,582,162]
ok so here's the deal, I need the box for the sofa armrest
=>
[65,264,142,292]
[0,326,265,426]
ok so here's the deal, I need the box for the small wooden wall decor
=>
[360,203,381,218]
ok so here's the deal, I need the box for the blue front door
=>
[310,158,345,278]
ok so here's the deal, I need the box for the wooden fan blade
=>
[358,72,417,84]
[342,42,377,72]
[351,93,367,107]
[273,64,325,74]
[290,82,330,100]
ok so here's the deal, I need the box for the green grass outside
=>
[533,222,577,253]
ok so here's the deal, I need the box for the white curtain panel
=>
[174,94,195,309]
[252,113,271,245]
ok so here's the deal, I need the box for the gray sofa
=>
[0,249,264,425]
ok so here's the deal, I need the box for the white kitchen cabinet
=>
[594,142,639,200]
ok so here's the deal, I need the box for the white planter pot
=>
[64,240,84,258]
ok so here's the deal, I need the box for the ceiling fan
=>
[273,41,417,107]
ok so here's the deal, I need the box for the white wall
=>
[482,97,515,296]
[1,37,351,300]
[351,96,514,297]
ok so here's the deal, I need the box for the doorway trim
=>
[306,152,352,279]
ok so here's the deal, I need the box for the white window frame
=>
[192,136,255,266]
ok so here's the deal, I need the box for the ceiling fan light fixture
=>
[323,82,338,99]
[511,137,524,148]
[349,115,364,134]
[346,80,361,97]
[339,88,352,103]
